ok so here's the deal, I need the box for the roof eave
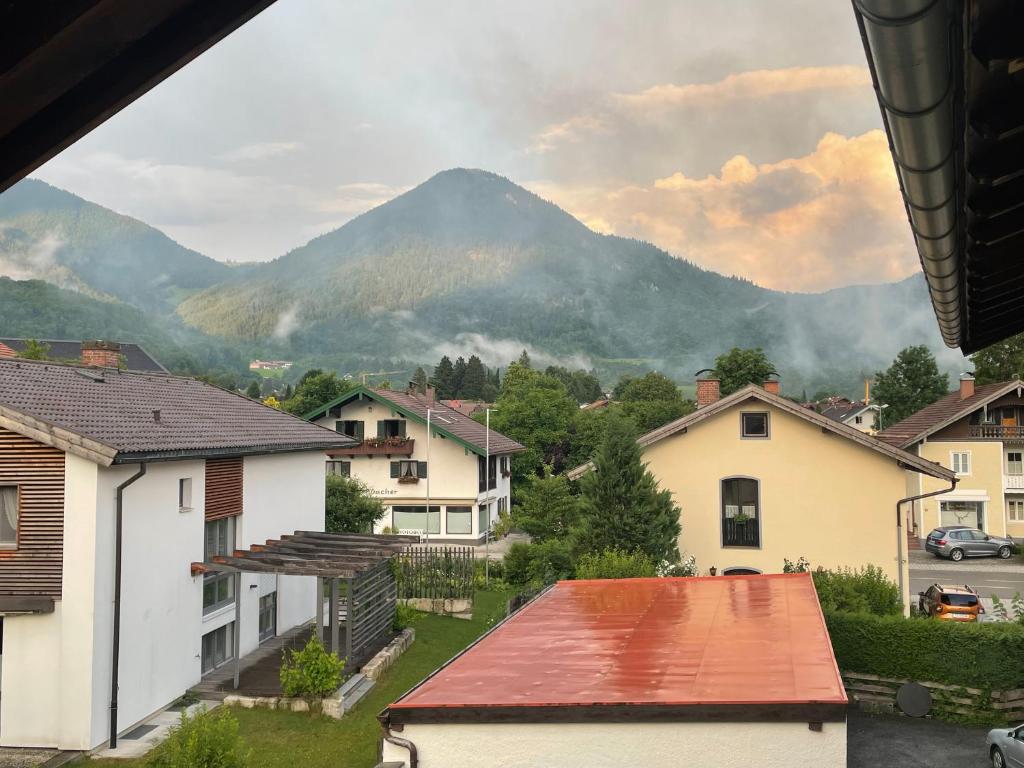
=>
[0,405,117,466]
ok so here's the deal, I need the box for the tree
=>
[615,371,692,432]
[514,466,580,543]
[325,475,386,533]
[283,370,353,416]
[432,356,455,399]
[714,347,776,395]
[516,349,531,369]
[19,339,50,360]
[972,333,1024,384]
[411,366,428,393]
[461,355,487,399]
[452,356,468,397]
[545,366,603,404]
[245,380,261,399]
[575,412,681,563]
[873,345,949,425]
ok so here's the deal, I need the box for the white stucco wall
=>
[381,720,846,768]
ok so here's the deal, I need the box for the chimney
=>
[424,385,437,403]
[763,378,780,396]
[959,372,976,400]
[81,340,122,368]
[695,371,721,409]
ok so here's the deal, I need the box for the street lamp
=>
[425,408,432,544]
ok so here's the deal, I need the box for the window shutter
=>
[205,458,243,520]
[356,421,364,441]
[390,461,400,478]
[378,421,387,438]
[418,461,428,479]
[398,420,406,437]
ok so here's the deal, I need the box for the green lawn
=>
[88,590,510,768]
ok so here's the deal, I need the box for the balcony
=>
[327,437,415,457]
[722,518,760,548]
[1007,474,1024,490]
[969,425,1024,440]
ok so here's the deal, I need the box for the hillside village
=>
[2,3,1024,768]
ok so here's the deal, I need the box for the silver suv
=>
[925,526,1017,561]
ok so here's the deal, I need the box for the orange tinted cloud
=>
[528,130,915,292]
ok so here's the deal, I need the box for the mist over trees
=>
[873,345,949,425]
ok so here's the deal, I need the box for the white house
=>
[380,573,848,768]
[0,357,353,751]
[306,386,524,542]
[819,399,883,435]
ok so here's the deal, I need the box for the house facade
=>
[306,387,524,542]
[0,358,352,751]
[878,375,1024,542]
[569,377,956,607]
[819,399,882,435]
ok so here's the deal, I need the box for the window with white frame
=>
[178,477,192,512]
[203,518,235,614]
[951,452,971,476]
[201,621,234,674]
[0,486,17,546]
[1008,498,1024,522]
[1009,452,1023,475]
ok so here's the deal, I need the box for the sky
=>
[32,0,916,293]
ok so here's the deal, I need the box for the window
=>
[258,593,276,643]
[446,506,472,535]
[1009,498,1024,522]
[950,452,971,476]
[478,455,498,492]
[335,420,364,440]
[326,460,351,477]
[0,486,17,547]
[201,622,235,674]
[392,506,440,535]
[721,478,760,547]
[740,412,769,438]
[1009,452,1023,475]
[940,500,984,529]
[178,477,192,512]
[391,460,426,481]
[500,456,510,476]
[478,503,490,535]
[854,415,863,424]
[203,518,235,614]
[378,419,406,438]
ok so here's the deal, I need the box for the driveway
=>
[849,709,992,767]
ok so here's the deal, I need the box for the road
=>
[910,553,1024,619]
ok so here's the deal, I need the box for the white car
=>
[988,724,1024,767]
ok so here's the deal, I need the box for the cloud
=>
[529,65,871,155]
[526,130,915,292]
[317,182,410,216]
[432,332,592,371]
[220,141,301,162]
[272,303,301,340]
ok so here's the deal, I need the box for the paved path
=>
[848,709,991,768]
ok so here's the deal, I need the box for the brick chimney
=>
[424,385,437,403]
[959,372,975,400]
[696,372,721,409]
[763,378,780,395]
[81,340,122,368]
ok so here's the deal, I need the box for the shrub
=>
[825,611,1024,690]
[811,565,902,616]
[279,636,345,712]
[393,602,425,632]
[658,554,697,577]
[472,557,506,590]
[146,707,248,768]
[575,548,656,579]
[503,542,535,586]
[503,541,574,586]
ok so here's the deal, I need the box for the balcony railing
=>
[1007,474,1024,490]
[969,425,1024,439]
[722,518,760,548]
[328,437,415,457]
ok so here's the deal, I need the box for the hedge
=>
[826,611,1024,690]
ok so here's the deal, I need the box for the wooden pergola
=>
[196,531,418,687]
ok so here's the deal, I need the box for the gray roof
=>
[0,358,354,465]
[820,403,874,423]
[307,386,524,456]
[0,338,166,372]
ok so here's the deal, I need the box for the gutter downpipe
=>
[109,463,147,749]
[896,472,957,612]
[378,714,418,768]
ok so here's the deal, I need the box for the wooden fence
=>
[396,546,474,600]
[842,671,1024,721]
[348,559,398,665]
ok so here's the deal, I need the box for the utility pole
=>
[485,408,490,585]
[425,408,431,544]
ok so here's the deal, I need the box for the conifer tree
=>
[452,356,468,397]
[432,356,455,399]
[411,366,428,393]
[576,412,681,563]
[462,355,487,399]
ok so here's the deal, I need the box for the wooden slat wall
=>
[205,457,243,520]
[0,427,65,597]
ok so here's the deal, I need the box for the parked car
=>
[917,583,984,621]
[987,723,1024,768]
[925,526,1017,561]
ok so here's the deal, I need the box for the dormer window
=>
[741,412,769,439]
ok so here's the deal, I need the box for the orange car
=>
[917,584,984,621]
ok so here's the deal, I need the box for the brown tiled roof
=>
[308,386,524,456]
[0,338,166,372]
[0,358,354,465]
[876,381,1021,448]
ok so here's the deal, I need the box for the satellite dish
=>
[896,682,932,717]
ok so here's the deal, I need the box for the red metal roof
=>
[391,573,846,712]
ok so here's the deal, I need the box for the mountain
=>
[0,170,964,394]
[0,179,232,313]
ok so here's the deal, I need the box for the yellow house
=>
[878,375,1024,543]
[569,379,956,608]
